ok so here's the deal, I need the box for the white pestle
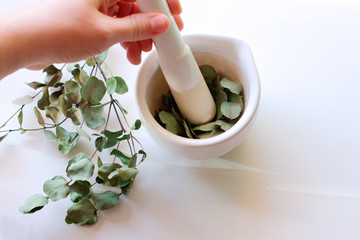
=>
[137,0,216,125]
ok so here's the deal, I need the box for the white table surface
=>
[1,0,360,239]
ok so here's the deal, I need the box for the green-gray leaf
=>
[215,89,228,120]
[12,95,33,105]
[75,127,91,141]
[97,156,103,168]
[19,194,48,214]
[221,102,242,120]
[130,119,141,131]
[37,87,50,110]
[103,130,123,149]
[220,78,243,95]
[80,76,106,105]
[229,93,244,110]
[158,111,183,135]
[0,134,9,143]
[117,166,139,180]
[114,76,128,95]
[58,95,72,115]
[110,149,131,165]
[43,176,70,201]
[66,153,94,181]
[34,107,45,126]
[66,199,97,225]
[200,65,216,84]
[49,90,63,105]
[91,191,119,210]
[66,108,83,126]
[70,180,92,203]
[18,110,23,127]
[42,130,57,142]
[45,106,60,124]
[98,163,122,187]
[64,81,81,104]
[106,77,116,95]
[84,104,105,130]
[193,119,234,132]
[26,81,46,90]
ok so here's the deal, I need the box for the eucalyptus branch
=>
[2,50,146,225]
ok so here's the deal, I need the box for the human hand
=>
[0,0,183,75]
[114,0,184,65]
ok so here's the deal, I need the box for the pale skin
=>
[0,0,183,79]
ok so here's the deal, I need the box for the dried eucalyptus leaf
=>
[49,90,63,105]
[45,69,63,87]
[97,49,108,64]
[106,77,116,95]
[84,105,105,130]
[12,95,33,105]
[66,63,78,72]
[215,89,228,120]
[64,81,81,104]
[43,65,59,75]
[117,166,139,180]
[45,106,60,124]
[158,111,183,135]
[58,95,72,115]
[193,120,234,132]
[110,149,131,165]
[114,76,128,95]
[80,76,106,105]
[66,108,83,126]
[94,135,107,152]
[220,78,243,95]
[19,194,48,214]
[103,130,123,149]
[26,81,46,90]
[120,180,134,195]
[130,119,141,131]
[129,154,137,168]
[43,176,70,201]
[75,127,91,141]
[98,163,122,187]
[42,130,56,142]
[69,180,92,203]
[97,156,103,168]
[229,93,244,110]
[86,57,96,66]
[181,119,195,139]
[91,191,119,210]
[196,129,224,139]
[56,126,71,145]
[37,87,50,110]
[200,65,216,84]
[66,199,97,225]
[18,110,23,127]
[221,102,242,120]
[66,153,94,181]
[117,133,131,142]
[0,133,9,142]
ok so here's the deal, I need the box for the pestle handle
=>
[137,0,216,125]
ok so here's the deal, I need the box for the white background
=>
[1,0,360,239]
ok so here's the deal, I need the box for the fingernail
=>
[150,14,170,33]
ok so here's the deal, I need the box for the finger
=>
[139,39,153,52]
[107,13,170,42]
[167,0,182,15]
[126,42,142,65]
[173,15,184,31]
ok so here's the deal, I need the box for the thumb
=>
[107,13,170,42]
